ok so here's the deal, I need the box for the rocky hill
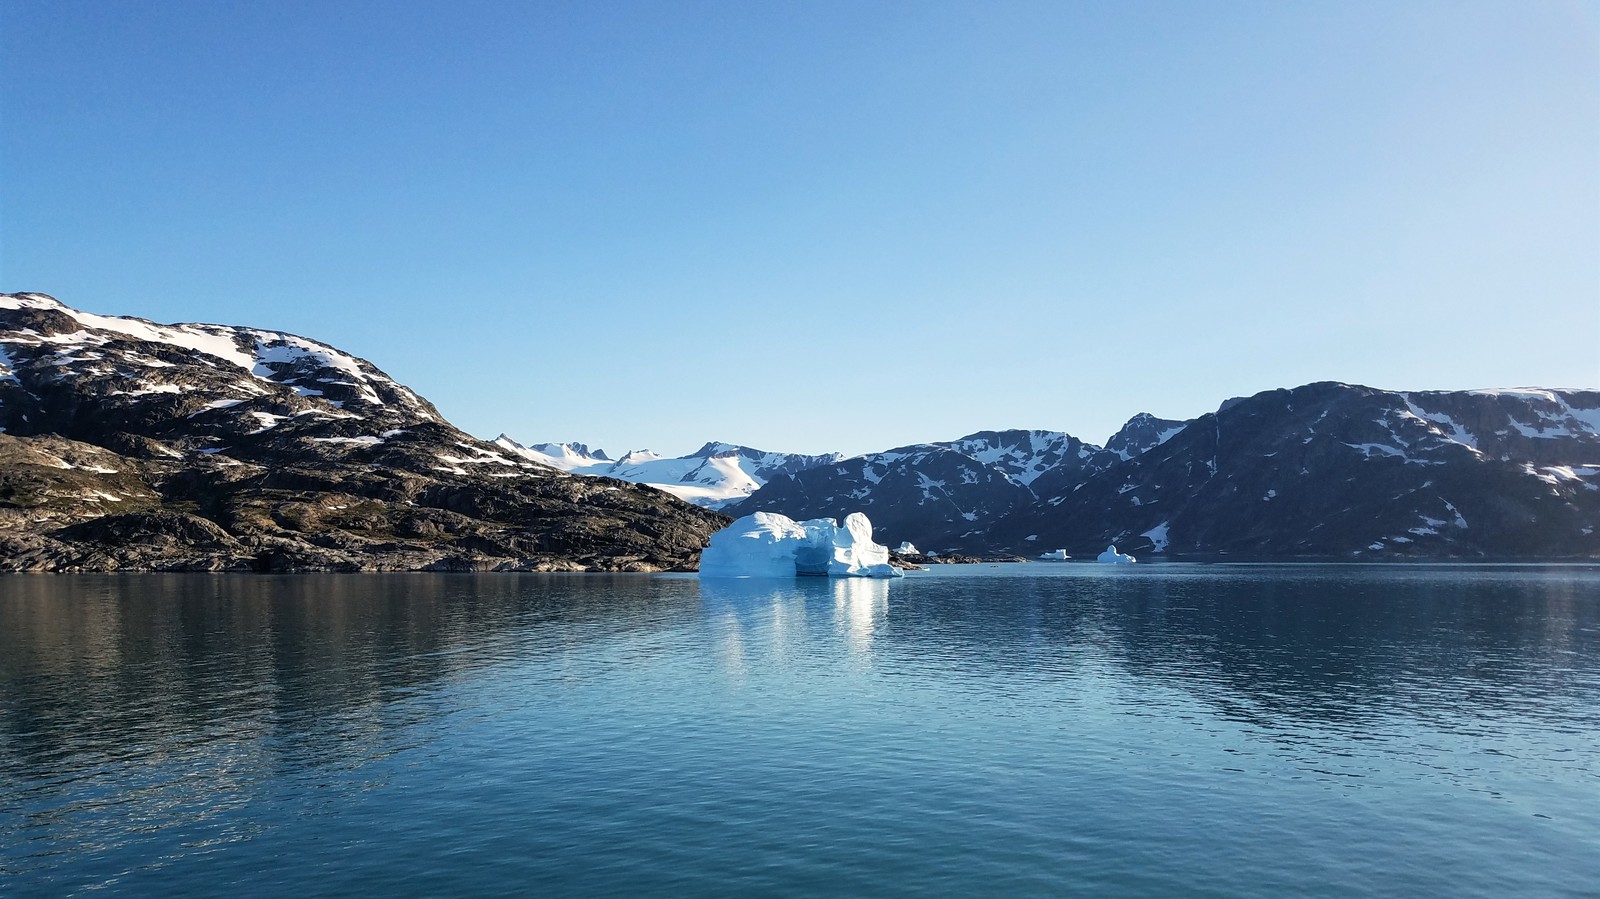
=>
[0,293,726,572]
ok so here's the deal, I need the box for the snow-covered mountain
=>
[994,383,1600,559]
[722,428,1133,549]
[728,383,1600,559]
[0,293,725,572]
[494,436,842,508]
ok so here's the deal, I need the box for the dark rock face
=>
[0,293,727,572]
[732,384,1600,560]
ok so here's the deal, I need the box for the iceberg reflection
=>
[832,577,890,656]
[697,578,813,673]
[698,576,893,662]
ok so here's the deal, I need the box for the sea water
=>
[2,565,1597,896]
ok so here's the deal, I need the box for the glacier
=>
[698,512,903,579]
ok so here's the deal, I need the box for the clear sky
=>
[3,1,1596,456]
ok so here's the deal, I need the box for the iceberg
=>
[1037,549,1070,560]
[698,511,904,579]
[1096,545,1136,564]
[894,541,921,555]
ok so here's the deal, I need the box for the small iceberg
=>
[1037,549,1070,561]
[894,541,921,555]
[698,511,903,579]
[1096,545,1136,564]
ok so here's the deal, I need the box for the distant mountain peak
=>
[1104,413,1187,462]
[495,435,843,508]
[692,441,737,458]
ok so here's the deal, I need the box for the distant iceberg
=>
[1096,545,1136,564]
[1038,549,1070,561]
[894,541,921,555]
[698,511,904,579]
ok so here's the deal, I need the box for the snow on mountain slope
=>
[494,436,842,508]
[496,441,615,475]
[1103,413,1188,461]
[930,429,1098,486]
[0,293,438,422]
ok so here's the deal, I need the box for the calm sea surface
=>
[1,565,1597,897]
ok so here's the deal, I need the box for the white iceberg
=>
[1096,545,1137,564]
[894,541,921,555]
[1037,549,1070,560]
[698,511,904,579]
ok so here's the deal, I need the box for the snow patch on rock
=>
[1141,523,1170,553]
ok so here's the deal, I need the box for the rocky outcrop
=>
[0,293,727,572]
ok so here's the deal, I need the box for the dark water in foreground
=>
[1,565,1597,897]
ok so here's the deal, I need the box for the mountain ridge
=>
[724,383,1599,560]
[4,293,1594,568]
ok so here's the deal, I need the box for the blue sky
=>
[3,1,1596,456]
